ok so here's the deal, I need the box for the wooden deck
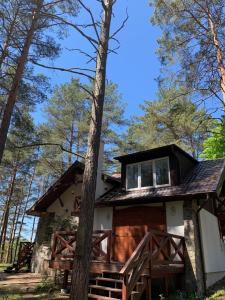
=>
[49,229,185,299]
[49,259,184,277]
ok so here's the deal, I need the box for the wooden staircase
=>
[88,271,147,300]
[49,229,185,299]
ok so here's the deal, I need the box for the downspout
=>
[196,194,210,295]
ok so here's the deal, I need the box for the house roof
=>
[96,158,225,206]
[114,144,197,163]
[27,160,120,215]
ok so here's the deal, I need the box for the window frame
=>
[126,156,171,191]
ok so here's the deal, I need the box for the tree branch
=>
[110,8,128,40]
[31,61,94,80]
[77,0,100,42]
[15,143,85,159]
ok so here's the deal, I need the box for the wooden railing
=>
[119,229,185,300]
[51,230,112,263]
[91,230,112,263]
[51,231,77,260]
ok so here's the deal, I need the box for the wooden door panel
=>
[113,206,166,263]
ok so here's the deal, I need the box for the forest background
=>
[0,0,224,265]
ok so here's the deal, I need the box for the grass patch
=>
[208,289,225,299]
[0,291,23,300]
[34,273,56,293]
[0,264,11,272]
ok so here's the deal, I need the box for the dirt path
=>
[0,272,69,299]
[0,273,43,292]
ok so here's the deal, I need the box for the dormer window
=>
[126,157,170,190]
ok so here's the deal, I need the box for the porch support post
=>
[183,200,205,298]
[62,269,69,290]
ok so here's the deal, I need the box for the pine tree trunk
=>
[5,201,19,263]
[70,1,113,299]
[68,120,75,164]
[0,0,43,164]
[208,12,225,107]
[12,191,24,264]
[30,217,36,242]
[0,164,17,261]
[13,166,36,261]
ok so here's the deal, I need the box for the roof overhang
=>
[114,144,197,164]
[95,192,216,208]
[27,161,84,216]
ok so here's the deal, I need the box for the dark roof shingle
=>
[96,159,225,206]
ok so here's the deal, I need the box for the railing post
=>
[122,276,128,300]
[107,230,112,263]
[62,269,69,291]
[51,233,57,260]
[147,234,152,300]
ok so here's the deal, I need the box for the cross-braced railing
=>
[51,230,112,263]
[120,229,185,300]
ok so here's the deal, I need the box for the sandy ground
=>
[0,272,43,291]
[0,272,69,299]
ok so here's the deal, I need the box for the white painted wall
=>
[47,180,82,219]
[47,171,112,219]
[93,207,113,252]
[93,207,113,230]
[199,209,225,287]
[166,201,184,236]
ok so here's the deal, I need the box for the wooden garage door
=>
[113,206,166,263]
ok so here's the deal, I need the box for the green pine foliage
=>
[37,78,126,178]
[121,86,213,158]
[150,0,225,109]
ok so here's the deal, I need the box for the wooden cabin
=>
[27,144,225,299]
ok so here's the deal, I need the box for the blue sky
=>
[34,0,161,123]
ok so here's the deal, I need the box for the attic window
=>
[126,157,170,190]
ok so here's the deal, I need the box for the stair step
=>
[91,277,123,289]
[88,294,119,300]
[96,277,123,284]
[89,284,122,293]
[103,271,121,279]
[88,291,140,300]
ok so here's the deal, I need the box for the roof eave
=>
[95,191,216,207]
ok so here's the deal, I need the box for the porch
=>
[49,229,185,299]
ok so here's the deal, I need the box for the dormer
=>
[115,144,197,191]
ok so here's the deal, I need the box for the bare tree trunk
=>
[70,1,113,299]
[208,12,225,107]
[68,119,75,164]
[14,166,36,261]
[5,201,19,263]
[12,190,25,264]
[30,217,36,242]
[0,164,17,261]
[0,0,43,164]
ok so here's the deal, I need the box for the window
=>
[126,157,170,190]
[155,158,169,185]
[127,164,138,189]
[141,161,153,187]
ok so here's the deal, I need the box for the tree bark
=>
[30,217,36,242]
[0,0,43,164]
[208,12,225,107]
[5,203,19,263]
[0,164,17,262]
[70,1,113,299]
[13,166,36,261]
